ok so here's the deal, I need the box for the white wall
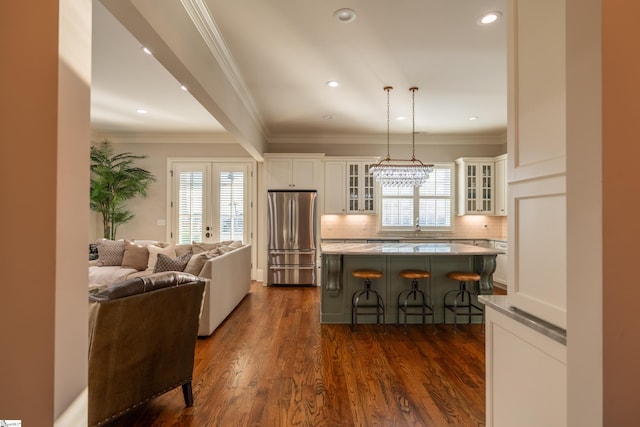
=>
[0,1,91,424]
[90,141,252,241]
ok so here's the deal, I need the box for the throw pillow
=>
[183,252,209,275]
[121,240,149,271]
[153,251,192,273]
[96,238,125,266]
[191,242,220,254]
[175,244,193,257]
[219,241,243,253]
[147,244,176,271]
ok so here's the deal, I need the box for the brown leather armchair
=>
[88,271,206,427]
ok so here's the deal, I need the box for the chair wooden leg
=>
[182,381,194,407]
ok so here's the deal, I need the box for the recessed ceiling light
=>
[325,80,340,88]
[334,8,357,23]
[396,116,407,121]
[468,116,478,121]
[478,11,502,25]
[180,85,188,91]
[136,109,148,114]
[142,47,152,55]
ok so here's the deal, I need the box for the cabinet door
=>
[267,158,294,189]
[267,158,320,189]
[493,241,508,286]
[495,157,507,216]
[476,163,494,214]
[457,160,495,215]
[346,161,375,213]
[324,162,346,213]
[291,159,318,189]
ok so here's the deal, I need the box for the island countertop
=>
[321,242,504,256]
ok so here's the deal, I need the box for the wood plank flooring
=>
[105,282,498,427]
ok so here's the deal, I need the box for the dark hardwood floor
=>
[106,282,501,427]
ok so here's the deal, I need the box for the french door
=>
[170,161,252,244]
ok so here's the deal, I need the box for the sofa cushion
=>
[89,271,204,301]
[147,244,176,271]
[121,240,149,271]
[96,239,125,266]
[89,265,138,286]
[153,251,192,273]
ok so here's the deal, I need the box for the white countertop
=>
[479,295,566,345]
[320,242,504,256]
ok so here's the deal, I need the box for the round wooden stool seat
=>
[352,269,383,280]
[447,271,480,282]
[399,270,431,280]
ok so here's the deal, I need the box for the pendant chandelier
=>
[369,86,434,187]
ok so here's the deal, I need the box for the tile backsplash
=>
[321,214,507,240]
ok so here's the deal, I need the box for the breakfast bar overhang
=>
[320,242,504,324]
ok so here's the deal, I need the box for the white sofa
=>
[89,240,252,336]
[196,244,251,336]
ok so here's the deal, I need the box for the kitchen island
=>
[320,242,504,324]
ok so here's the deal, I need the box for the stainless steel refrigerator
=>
[267,190,317,286]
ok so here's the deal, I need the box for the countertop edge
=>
[478,295,567,345]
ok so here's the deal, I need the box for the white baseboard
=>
[54,387,87,427]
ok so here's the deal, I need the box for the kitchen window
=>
[379,163,454,231]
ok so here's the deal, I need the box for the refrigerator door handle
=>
[288,197,295,246]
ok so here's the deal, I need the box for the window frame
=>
[167,159,254,245]
[377,163,455,232]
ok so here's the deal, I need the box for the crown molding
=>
[180,0,267,135]
[91,130,236,144]
[267,132,507,145]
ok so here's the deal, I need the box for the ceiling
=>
[92,0,507,152]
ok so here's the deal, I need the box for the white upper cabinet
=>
[494,154,508,216]
[346,161,375,214]
[323,161,347,214]
[322,158,377,214]
[456,157,495,215]
[265,155,322,190]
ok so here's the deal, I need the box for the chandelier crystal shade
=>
[369,86,434,187]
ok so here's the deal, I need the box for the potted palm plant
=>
[90,140,156,240]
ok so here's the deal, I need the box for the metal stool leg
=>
[398,279,433,333]
[352,279,385,330]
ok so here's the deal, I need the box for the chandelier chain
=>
[369,85,434,187]
[385,86,392,160]
[411,86,418,161]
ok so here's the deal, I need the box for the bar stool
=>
[397,270,434,331]
[443,271,484,331]
[351,269,385,329]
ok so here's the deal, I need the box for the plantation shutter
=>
[379,164,454,230]
[418,166,452,227]
[177,168,205,244]
[171,161,251,244]
[218,170,244,241]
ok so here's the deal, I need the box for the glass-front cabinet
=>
[323,158,377,214]
[347,161,375,213]
[456,157,494,215]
